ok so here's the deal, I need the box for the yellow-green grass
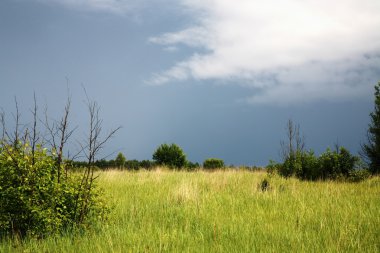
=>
[1,169,379,252]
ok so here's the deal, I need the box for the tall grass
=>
[1,169,379,252]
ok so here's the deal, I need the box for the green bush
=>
[152,143,187,169]
[0,142,108,238]
[297,150,320,180]
[203,158,225,170]
[279,153,300,178]
[125,159,140,170]
[318,147,359,180]
[186,161,200,170]
[275,147,361,181]
[139,160,156,170]
[348,169,371,182]
[266,160,281,175]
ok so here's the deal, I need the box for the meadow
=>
[1,169,379,252]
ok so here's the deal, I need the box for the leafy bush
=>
[186,161,200,170]
[348,169,371,182]
[203,158,225,170]
[125,159,140,170]
[266,160,281,175]
[296,150,320,180]
[0,142,108,238]
[139,160,156,170]
[274,146,362,181]
[152,143,187,169]
[279,153,300,178]
[318,147,359,180]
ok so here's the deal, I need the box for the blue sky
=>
[1,0,379,165]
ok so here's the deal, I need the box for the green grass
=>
[1,169,379,252]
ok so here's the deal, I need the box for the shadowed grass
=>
[1,169,379,252]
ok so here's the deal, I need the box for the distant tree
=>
[203,158,225,170]
[152,143,187,169]
[115,152,126,169]
[186,161,200,170]
[362,81,380,174]
[139,160,155,170]
[280,119,305,161]
[278,119,305,177]
[94,159,109,169]
[125,159,140,170]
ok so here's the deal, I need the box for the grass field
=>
[1,169,379,252]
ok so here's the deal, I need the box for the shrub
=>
[266,160,281,175]
[139,160,156,170]
[186,161,200,170]
[0,142,108,238]
[259,178,270,192]
[297,150,319,180]
[274,146,361,181]
[279,153,299,178]
[125,159,140,170]
[318,147,359,180]
[152,143,187,169]
[348,169,371,182]
[203,158,225,170]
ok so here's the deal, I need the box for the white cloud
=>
[150,0,380,104]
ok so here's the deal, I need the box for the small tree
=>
[203,158,224,169]
[152,143,187,169]
[115,152,126,169]
[278,119,305,177]
[362,81,380,174]
[0,93,117,238]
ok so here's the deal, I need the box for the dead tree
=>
[75,94,120,223]
[43,95,76,182]
[29,93,39,165]
[0,109,5,141]
[280,119,305,161]
[12,97,21,147]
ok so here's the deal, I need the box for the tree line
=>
[82,81,380,181]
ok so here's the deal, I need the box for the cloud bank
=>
[150,0,380,104]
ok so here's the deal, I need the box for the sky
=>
[1,0,379,166]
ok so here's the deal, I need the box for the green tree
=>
[362,81,380,174]
[203,158,225,169]
[152,143,187,169]
[115,152,126,169]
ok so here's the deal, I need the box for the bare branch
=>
[74,89,121,223]
[281,119,306,161]
[30,92,39,165]
[42,105,58,151]
[0,108,5,141]
[56,95,72,182]
[12,97,21,146]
